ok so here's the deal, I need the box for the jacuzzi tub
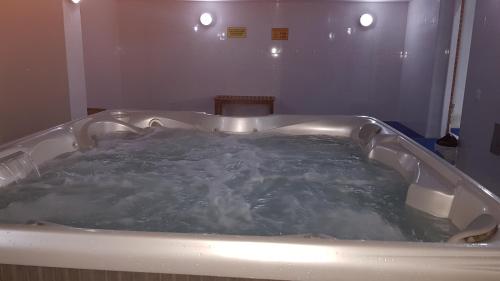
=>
[0,110,499,281]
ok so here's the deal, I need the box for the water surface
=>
[0,128,458,241]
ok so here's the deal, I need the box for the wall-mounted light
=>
[270,47,281,58]
[218,32,227,41]
[200,13,214,26]
[360,13,374,27]
[70,0,81,4]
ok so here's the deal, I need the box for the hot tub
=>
[0,110,499,281]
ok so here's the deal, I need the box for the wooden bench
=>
[87,108,106,115]
[214,95,275,115]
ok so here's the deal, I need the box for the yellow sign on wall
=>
[272,28,289,40]
[227,27,247,39]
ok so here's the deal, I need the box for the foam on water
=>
[0,128,458,241]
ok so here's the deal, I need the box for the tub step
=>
[448,214,498,243]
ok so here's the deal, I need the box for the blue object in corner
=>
[384,121,437,153]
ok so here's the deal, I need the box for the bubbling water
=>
[0,128,458,241]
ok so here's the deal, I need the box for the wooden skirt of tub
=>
[0,264,277,281]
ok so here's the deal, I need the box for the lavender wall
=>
[80,0,122,109]
[82,0,408,119]
[0,0,71,144]
[398,0,454,137]
[426,0,456,137]
[457,0,500,195]
[63,0,88,120]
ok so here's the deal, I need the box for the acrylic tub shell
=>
[0,110,499,281]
